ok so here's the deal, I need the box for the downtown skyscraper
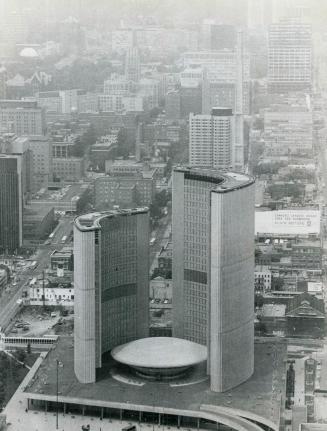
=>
[74,208,149,384]
[0,154,23,252]
[172,167,255,392]
[268,20,312,93]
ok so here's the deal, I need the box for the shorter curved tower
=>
[74,208,149,383]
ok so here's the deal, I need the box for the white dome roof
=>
[19,47,39,58]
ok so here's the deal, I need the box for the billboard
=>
[255,210,320,235]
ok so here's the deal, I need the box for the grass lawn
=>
[0,351,39,409]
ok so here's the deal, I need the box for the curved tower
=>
[172,167,255,392]
[74,208,149,383]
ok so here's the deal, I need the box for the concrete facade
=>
[0,100,46,135]
[172,167,255,392]
[74,209,149,383]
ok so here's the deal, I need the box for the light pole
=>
[56,359,63,430]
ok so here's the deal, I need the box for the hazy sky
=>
[1,0,327,29]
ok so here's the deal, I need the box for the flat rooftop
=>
[24,337,286,427]
[31,183,89,204]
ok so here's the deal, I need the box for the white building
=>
[104,76,134,95]
[0,100,45,136]
[268,21,312,93]
[98,94,123,112]
[122,96,143,112]
[255,266,272,290]
[189,108,234,170]
[125,46,140,83]
[264,108,313,155]
[29,285,74,306]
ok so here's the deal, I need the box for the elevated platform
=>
[23,337,287,431]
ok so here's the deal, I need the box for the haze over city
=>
[0,1,327,431]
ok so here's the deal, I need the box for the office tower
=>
[0,154,23,252]
[248,0,265,30]
[189,108,234,170]
[0,100,46,135]
[202,20,236,50]
[135,122,142,162]
[271,0,311,23]
[125,46,141,83]
[165,90,181,120]
[172,167,255,392]
[199,37,250,115]
[28,135,52,192]
[268,20,312,93]
[1,133,33,196]
[234,31,245,172]
[74,209,149,384]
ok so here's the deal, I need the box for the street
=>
[0,210,172,331]
[0,217,74,331]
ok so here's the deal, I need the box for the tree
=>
[255,294,264,308]
[115,128,133,159]
[271,277,284,291]
[256,319,267,336]
[16,349,26,365]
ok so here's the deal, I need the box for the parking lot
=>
[7,308,60,337]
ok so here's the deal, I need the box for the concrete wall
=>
[172,170,186,339]
[73,227,96,384]
[210,183,255,392]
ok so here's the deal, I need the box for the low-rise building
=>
[150,277,173,301]
[28,272,74,306]
[95,170,155,210]
[90,134,118,168]
[255,266,272,290]
[157,241,172,277]
[52,157,84,182]
[50,247,73,271]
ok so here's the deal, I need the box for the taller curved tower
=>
[73,208,149,384]
[172,167,255,392]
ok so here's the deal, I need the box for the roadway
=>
[149,212,172,274]
[0,210,171,330]
[0,217,74,331]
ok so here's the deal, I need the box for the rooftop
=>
[111,337,207,369]
[174,166,255,192]
[74,208,149,231]
[30,183,90,204]
[24,336,286,427]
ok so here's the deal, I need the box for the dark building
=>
[180,85,202,118]
[0,155,23,252]
[210,25,236,50]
